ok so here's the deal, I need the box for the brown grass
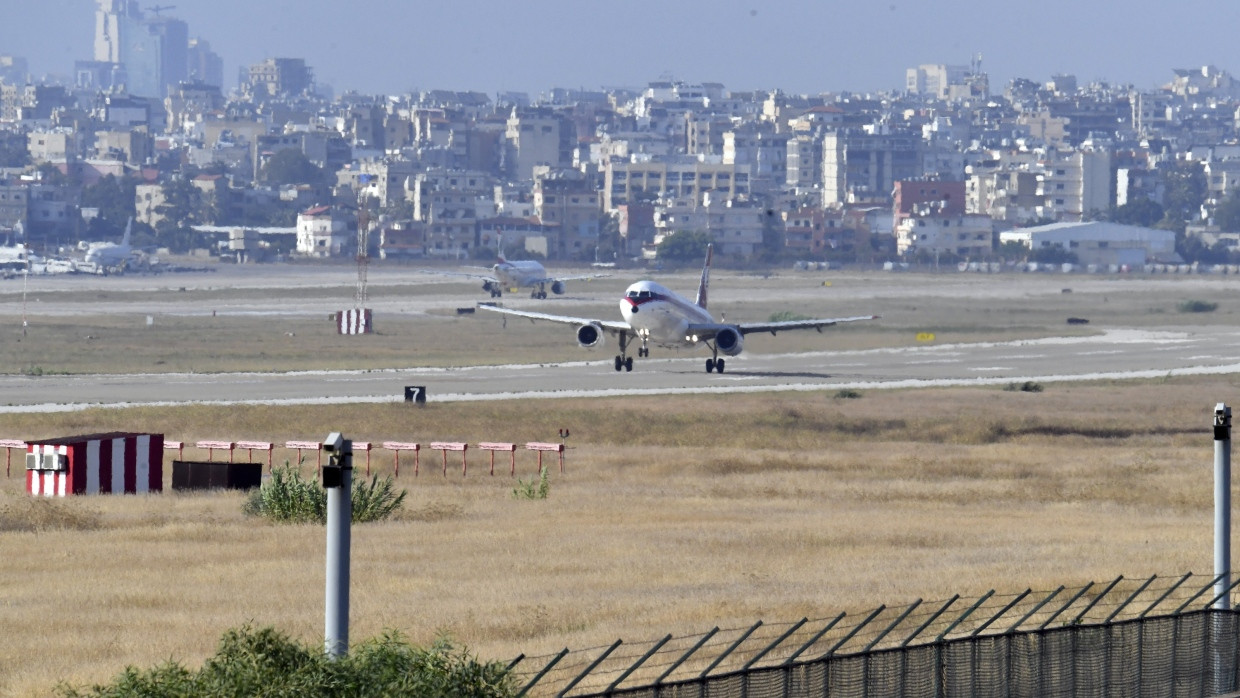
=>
[0,375,1235,695]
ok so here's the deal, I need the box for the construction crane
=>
[146,5,176,16]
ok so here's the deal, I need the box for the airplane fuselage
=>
[620,280,712,349]
[493,259,547,289]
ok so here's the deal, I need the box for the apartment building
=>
[504,107,572,182]
[893,179,965,234]
[653,194,766,257]
[1038,148,1112,221]
[822,129,924,206]
[966,169,1044,224]
[603,158,750,210]
[532,172,600,259]
[896,210,994,258]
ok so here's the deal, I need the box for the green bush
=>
[1177,299,1218,313]
[56,625,516,697]
[245,464,406,524]
[834,389,862,399]
[513,466,550,500]
[1003,381,1044,393]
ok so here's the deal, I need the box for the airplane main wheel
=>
[716,359,726,373]
[706,359,716,373]
[614,356,623,372]
[624,357,633,372]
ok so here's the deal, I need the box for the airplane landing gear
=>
[705,341,725,373]
[614,332,633,372]
[532,284,547,299]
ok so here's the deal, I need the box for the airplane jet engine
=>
[715,327,744,356]
[551,280,566,294]
[576,323,606,350]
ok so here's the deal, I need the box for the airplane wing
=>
[544,272,612,283]
[476,304,631,335]
[686,314,879,339]
[418,269,500,285]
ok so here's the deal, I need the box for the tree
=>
[1111,198,1165,228]
[1213,194,1240,233]
[80,174,137,241]
[655,230,711,264]
[261,148,328,186]
[1159,161,1207,234]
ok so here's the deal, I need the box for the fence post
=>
[1214,403,1231,610]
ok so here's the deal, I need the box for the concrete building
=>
[1038,148,1112,221]
[967,169,1044,224]
[295,204,351,257]
[998,221,1177,267]
[604,158,750,210]
[653,194,766,257]
[533,171,600,260]
[247,58,314,99]
[822,129,924,206]
[896,210,994,258]
[504,107,572,182]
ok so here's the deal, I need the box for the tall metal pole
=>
[323,433,352,659]
[1215,403,1231,611]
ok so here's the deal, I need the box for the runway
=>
[4,325,1239,412]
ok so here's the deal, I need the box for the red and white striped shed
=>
[26,432,164,497]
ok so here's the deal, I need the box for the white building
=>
[897,212,994,258]
[999,222,1178,267]
[295,205,351,257]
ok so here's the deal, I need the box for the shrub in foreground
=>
[244,464,406,524]
[513,466,550,500]
[56,625,516,697]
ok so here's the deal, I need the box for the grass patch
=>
[0,496,103,532]
[1177,299,1218,313]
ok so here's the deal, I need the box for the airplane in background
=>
[479,244,878,373]
[0,242,37,272]
[423,236,609,299]
[80,217,134,274]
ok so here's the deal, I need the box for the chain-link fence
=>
[508,572,1240,697]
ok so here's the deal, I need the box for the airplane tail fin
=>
[496,233,507,264]
[121,217,132,246]
[694,243,713,309]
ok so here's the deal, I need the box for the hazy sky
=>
[5,0,1240,97]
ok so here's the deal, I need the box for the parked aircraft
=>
[0,243,36,271]
[81,217,134,273]
[424,236,609,299]
[479,244,878,373]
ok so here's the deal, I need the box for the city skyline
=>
[3,1,1240,97]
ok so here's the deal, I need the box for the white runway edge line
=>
[6,363,1240,414]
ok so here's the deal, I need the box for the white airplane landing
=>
[479,244,878,373]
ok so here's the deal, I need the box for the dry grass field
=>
[1,378,1237,696]
[2,266,1240,695]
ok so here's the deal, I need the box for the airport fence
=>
[508,572,1240,697]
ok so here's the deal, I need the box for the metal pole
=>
[324,433,352,659]
[1216,403,1231,611]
